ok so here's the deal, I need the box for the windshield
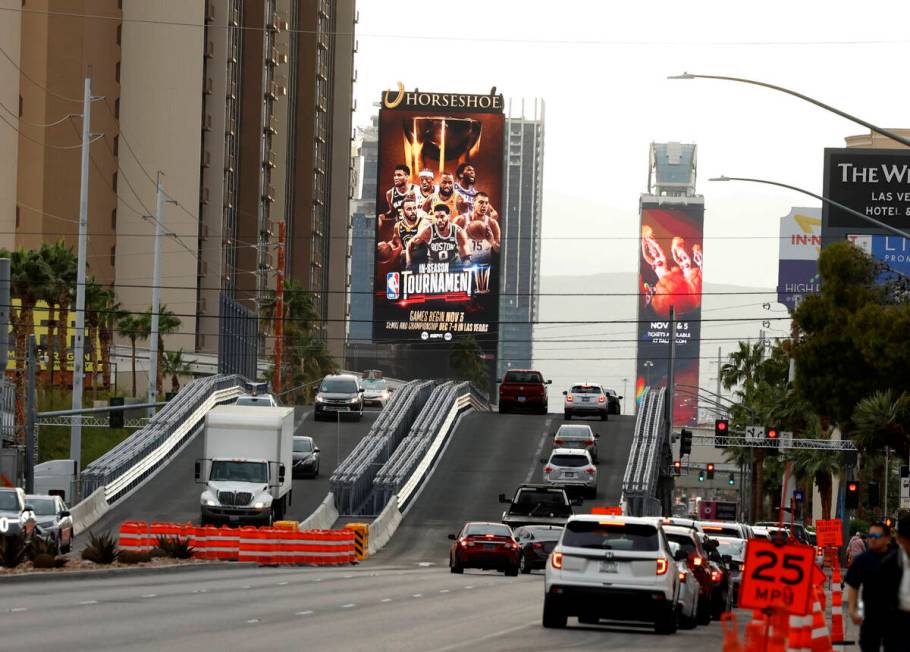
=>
[716,539,745,558]
[209,460,268,484]
[362,379,387,390]
[235,396,274,406]
[570,385,601,394]
[521,526,563,541]
[555,425,592,438]
[509,490,571,515]
[464,523,512,537]
[29,498,57,516]
[563,521,658,551]
[293,439,314,453]
[702,525,742,537]
[665,533,697,556]
[549,454,589,467]
[503,371,542,383]
[320,378,358,393]
[0,492,20,511]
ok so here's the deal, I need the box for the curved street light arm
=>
[669,72,910,148]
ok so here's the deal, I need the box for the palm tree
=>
[83,278,106,400]
[260,280,322,391]
[785,419,843,519]
[719,341,764,395]
[449,336,489,391]
[852,390,910,454]
[116,312,149,397]
[153,306,181,397]
[37,241,76,389]
[1,248,52,441]
[162,350,192,393]
[96,287,124,392]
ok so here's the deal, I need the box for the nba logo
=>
[386,272,400,300]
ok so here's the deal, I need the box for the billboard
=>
[635,200,704,427]
[777,207,822,312]
[372,87,505,344]
[848,234,910,281]
[823,148,910,238]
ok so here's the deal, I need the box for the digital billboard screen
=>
[635,201,704,427]
[848,234,910,282]
[372,88,505,344]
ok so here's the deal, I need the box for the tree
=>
[449,336,489,391]
[96,288,124,392]
[852,390,910,456]
[792,241,910,430]
[37,241,76,390]
[116,312,149,397]
[83,278,106,400]
[162,350,192,393]
[152,306,181,398]
[784,419,843,520]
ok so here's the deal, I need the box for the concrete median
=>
[298,492,339,532]
[368,495,402,556]
[71,487,110,536]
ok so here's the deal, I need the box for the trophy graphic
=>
[403,117,482,175]
[472,264,491,295]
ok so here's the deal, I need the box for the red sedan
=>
[449,522,521,576]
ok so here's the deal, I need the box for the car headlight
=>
[204,499,217,506]
[349,397,360,403]
[253,501,266,509]
[315,396,325,403]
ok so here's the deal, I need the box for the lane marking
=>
[464,586,474,590]
[427,620,538,652]
[412,593,423,598]
[141,594,156,599]
[79,600,98,606]
[439,589,450,594]
[246,619,260,624]
[380,598,392,603]
[192,589,207,594]
[241,585,251,589]
[277,582,288,586]
[10,607,27,613]
[296,610,314,616]
[341,603,356,609]
[524,418,553,484]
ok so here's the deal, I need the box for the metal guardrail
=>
[329,380,435,516]
[80,374,253,504]
[621,387,669,517]
[0,379,14,445]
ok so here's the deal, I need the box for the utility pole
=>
[70,75,93,479]
[147,175,164,414]
[25,335,36,494]
[666,305,677,432]
[716,346,722,402]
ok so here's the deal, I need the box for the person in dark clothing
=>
[845,521,901,652]
[890,513,910,652]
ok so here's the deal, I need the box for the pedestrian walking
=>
[887,513,910,652]
[848,530,867,567]
[845,522,900,652]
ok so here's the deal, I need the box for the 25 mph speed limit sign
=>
[738,539,815,615]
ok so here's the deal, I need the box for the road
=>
[379,411,635,565]
[82,407,378,540]
[0,564,726,651]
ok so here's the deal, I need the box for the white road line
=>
[277,582,288,586]
[341,603,356,609]
[246,619,260,624]
[524,418,553,484]
[79,601,98,606]
[141,594,156,599]
[313,578,322,582]
[380,598,392,603]
[10,607,27,613]
[464,586,474,590]
[241,585,251,590]
[296,610,314,616]
[439,589,450,594]
[412,593,422,598]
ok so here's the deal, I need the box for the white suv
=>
[543,514,683,634]
[541,449,597,499]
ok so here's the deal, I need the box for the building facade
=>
[497,99,545,380]
[0,0,357,374]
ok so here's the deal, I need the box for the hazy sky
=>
[353,0,910,289]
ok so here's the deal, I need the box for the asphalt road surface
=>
[81,407,378,542]
[0,564,727,651]
[378,411,636,565]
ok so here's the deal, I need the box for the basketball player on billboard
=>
[376,197,428,270]
[405,204,471,269]
[380,164,419,223]
[454,163,478,211]
[421,172,460,217]
[415,169,437,217]
[454,191,500,264]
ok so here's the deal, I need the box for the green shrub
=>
[28,537,58,560]
[0,534,28,568]
[118,550,151,564]
[154,536,194,560]
[81,531,119,564]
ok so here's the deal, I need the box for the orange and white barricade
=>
[118,521,151,553]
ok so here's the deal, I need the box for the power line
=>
[0,109,100,150]
[0,42,86,104]
[0,101,75,129]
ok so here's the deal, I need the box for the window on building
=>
[116,24,122,45]
[112,135,119,155]
[110,246,116,268]
[112,172,118,192]
[15,205,19,228]
[111,208,117,230]
[115,62,121,83]
[114,98,120,118]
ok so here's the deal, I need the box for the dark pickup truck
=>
[499,484,577,529]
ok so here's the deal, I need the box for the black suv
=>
[499,484,577,529]
[604,389,622,415]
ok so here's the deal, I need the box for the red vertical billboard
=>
[372,87,505,345]
[635,200,704,426]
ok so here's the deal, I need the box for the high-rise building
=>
[497,99,545,380]
[0,1,357,370]
[348,115,378,344]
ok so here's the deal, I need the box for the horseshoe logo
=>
[383,81,405,109]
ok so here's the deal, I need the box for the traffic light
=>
[728,473,735,486]
[706,463,715,480]
[868,481,880,508]
[673,460,682,476]
[845,481,860,509]
[697,469,705,482]
[680,428,693,456]
[765,425,781,457]
[714,419,729,449]
[766,427,780,440]
[885,517,895,530]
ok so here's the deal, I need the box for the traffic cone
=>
[767,609,788,652]
[809,587,833,652]
[721,612,744,652]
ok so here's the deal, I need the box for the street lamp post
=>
[622,377,628,415]
[710,175,910,241]
[668,72,910,149]
[643,361,654,388]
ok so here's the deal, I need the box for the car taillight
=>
[544,466,553,474]
[532,543,543,549]
[711,570,722,582]
[598,395,605,403]
[585,467,595,475]
[693,556,703,567]
[511,542,520,549]
[678,571,687,582]
[554,438,564,445]
[551,552,563,569]
[656,557,669,575]
[566,394,573,402]
[586,438,595,446]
